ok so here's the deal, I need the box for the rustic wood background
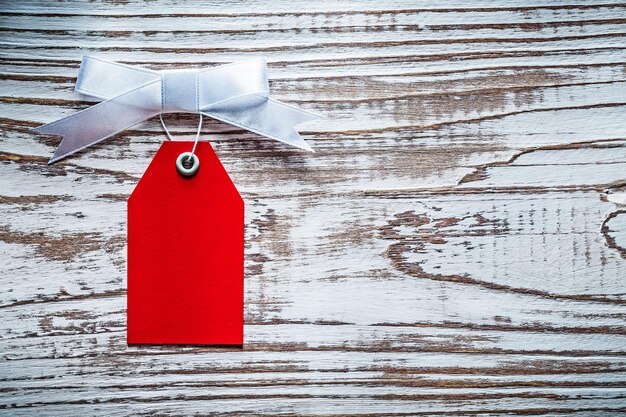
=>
[1,0,626,415]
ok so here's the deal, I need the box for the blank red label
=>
[127,141,244,345]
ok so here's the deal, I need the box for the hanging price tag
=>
[33,56,318,346]
[127,141,244,345]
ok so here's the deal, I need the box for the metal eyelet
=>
[176,152,200,177]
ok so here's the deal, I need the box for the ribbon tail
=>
[33,81,162,163]
[202,95,320,152]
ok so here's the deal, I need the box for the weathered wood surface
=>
[1,0,626,415]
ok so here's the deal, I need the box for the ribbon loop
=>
[198,60,269,105]
[34,56,319,163]
[76,56,159,100]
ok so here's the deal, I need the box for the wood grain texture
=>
[1,0,625,415]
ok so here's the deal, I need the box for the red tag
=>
[127,141,244,345]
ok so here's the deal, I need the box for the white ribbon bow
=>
[34,56,320,163]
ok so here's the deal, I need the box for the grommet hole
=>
[182,156,194,170]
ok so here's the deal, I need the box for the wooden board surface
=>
[1,0,626,415]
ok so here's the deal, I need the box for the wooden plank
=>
[0,0,625,415]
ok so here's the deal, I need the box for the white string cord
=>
[159,113,203,163]
[159,113,175,141]
[190,113,203,157]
